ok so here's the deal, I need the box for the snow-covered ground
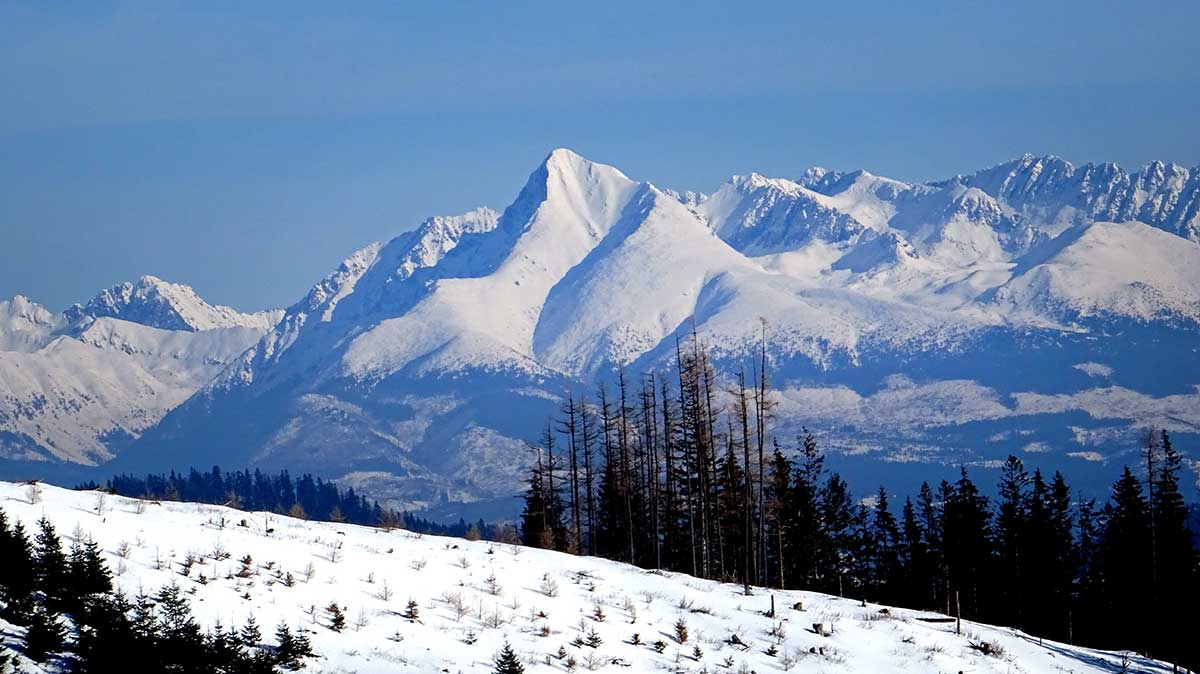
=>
[0,481,1172,673]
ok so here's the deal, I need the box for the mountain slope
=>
[0,482,1174,674]
[112,150,1200,515]
[991,221,1200,325]
[0,282,280,464]
[5,149,1199,515]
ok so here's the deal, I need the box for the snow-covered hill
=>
[3,150,1198,515]
[0,280,280,464]
[0,481,1173,674]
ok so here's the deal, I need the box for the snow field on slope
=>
[0,482,1171,674]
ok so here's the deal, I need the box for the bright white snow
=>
[0,482,1174,674]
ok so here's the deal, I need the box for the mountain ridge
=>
[0,279,282,464]
[3,149,1198,516]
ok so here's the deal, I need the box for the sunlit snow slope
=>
[0,482,1174,674]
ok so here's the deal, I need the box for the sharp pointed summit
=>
[3,151,1198,516]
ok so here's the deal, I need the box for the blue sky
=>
[3,1,1199,311]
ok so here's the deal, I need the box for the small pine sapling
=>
[402,598,420,621]
[326,602,346,632]
[673,617,689,643]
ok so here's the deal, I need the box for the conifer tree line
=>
[82,467,509,541]
[520,331,1199,668]
[0,509,314,671]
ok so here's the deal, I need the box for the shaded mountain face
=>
[5,149,1199,517]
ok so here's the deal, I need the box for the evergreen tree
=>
[325,602,346,632]
[0,514,37,623]
[870,486,902,603]
[67,537,113,614]
[155,582,209,671]
[519,425,565,550]
[899,495,933,609]
[1031,471,1077,641]
[994,455,1029,628]
[785,430,825,590]
[819,473,861,597]
[1149,431,1197,666]
[207,621,244,670]
[274,623,312,671]
[32,518,71,613]
[240,615,262,647]
[492,641,525,674]
[73,591,139,673]
[942,468,992,619]
[22,605,67,662]
[1095,467,1151,651]
[915,481,943,611]
[763,443,793,589]
[716,437,750,586]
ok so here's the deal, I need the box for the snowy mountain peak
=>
[7,150,1200,513]
[535,148,637,222]
[730,171,805,194]
[64,275,282,332]
[700,171,865,254]
[0,294,57,329]
[530,148,637,214]
[0,295,60,352]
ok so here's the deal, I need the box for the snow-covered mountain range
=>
[0,277,281,465]
[2,150,1198,516]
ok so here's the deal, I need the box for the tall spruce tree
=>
[1096,467,1152,651]
[1038,471,1077,641]
[67,537,113,615]
[32,517,70,613]
[899,495,933,609]
[942,468,992,619]
[994,455,1030,628]
[819,473,860,598]
[1149,431,1197,667]
[764,443,793,589]
[0,513,37,623]
[870,487,902,604]
[786,430,825,591]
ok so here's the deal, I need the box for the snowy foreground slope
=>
[0,482,1172,674]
